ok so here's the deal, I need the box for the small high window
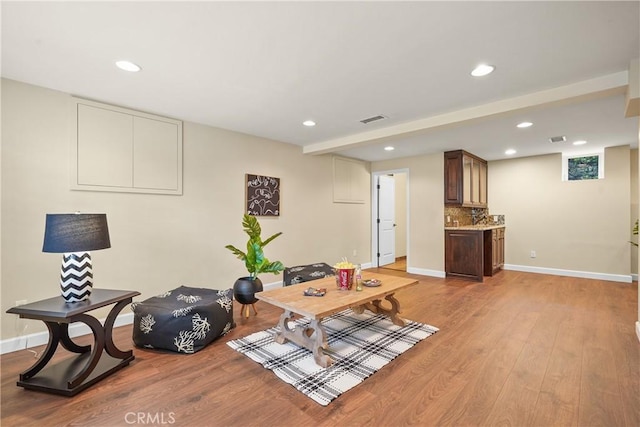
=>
[562,152,604,181]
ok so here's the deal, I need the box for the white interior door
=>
[378,175,396,266]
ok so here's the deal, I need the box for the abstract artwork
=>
[246,174,280,216]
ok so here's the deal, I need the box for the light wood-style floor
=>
[1,269,638,427]
[380,256,407,272]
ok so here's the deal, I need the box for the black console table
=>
[6,288,140,396]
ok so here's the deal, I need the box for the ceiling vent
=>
[549,135,567,143]
[360,115,388,124]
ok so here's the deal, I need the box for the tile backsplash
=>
[472,208,490,225]
[444,207,473,226]
[444,207,505,226]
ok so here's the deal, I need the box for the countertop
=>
[444,224,505,231]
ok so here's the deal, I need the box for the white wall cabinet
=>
[72,98,183,195]
[333,156,368,203]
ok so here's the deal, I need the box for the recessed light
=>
[505,149,517,155]
[384,146,395,151]
[471,64,495,77]
[302,120,316,127]
[517,122,533,128]
[573,140,587,146]
[115,60,141,72]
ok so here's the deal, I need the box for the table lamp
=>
[42,213,111,302]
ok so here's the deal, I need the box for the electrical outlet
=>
[530,250,536,258]
[16,300,27,306]
[352,249,357,257]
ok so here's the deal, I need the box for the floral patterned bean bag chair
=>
[131,285,235,353]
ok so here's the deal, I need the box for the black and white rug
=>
[227,309,438,406]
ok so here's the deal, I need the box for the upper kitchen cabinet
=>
[444,150,487,207]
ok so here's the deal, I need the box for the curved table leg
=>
[19,321,61,380]
[356,302,381,315]
[308,319,331,367]
[351,305,365,314]
[274,310,294,344]
[274,311,332,368]
[103,299,134,359]
[59,323,91,353]
[67,314,104,389]
[370,294,407,326]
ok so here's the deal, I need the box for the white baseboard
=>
[504,264,632,283]
[1,312,135,355]
[632,273,638,282]
[263,279,286,291]
[406,267,446,278]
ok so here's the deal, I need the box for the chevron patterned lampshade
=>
[43,213,111,303]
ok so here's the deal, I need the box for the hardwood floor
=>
[380,256,407,272]
[1,270,638,426]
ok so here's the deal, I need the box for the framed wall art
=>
[246,174,280,216]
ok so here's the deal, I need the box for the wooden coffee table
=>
[255,271,418,368]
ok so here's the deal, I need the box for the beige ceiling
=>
[2,1,639,161]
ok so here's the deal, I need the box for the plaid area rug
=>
[227,309,438,405]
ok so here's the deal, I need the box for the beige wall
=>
[636,129,640,331]
[2,78,633,341]
[372,155,444,274]
[631,148,638,275]
[373,148,631,279]
[0,79,371,340]
[489,146,630,275]
[394,173,407,258]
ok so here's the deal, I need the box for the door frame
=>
[371,168,410,268]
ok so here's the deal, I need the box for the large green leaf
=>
[262,232,283,247]
[242,214,262,240]
[226,214,283,278]
[224,244,246,261]
[260,260,285,274]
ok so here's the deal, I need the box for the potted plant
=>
[225,214,284,317]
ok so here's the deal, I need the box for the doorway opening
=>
[371,169,409,272]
